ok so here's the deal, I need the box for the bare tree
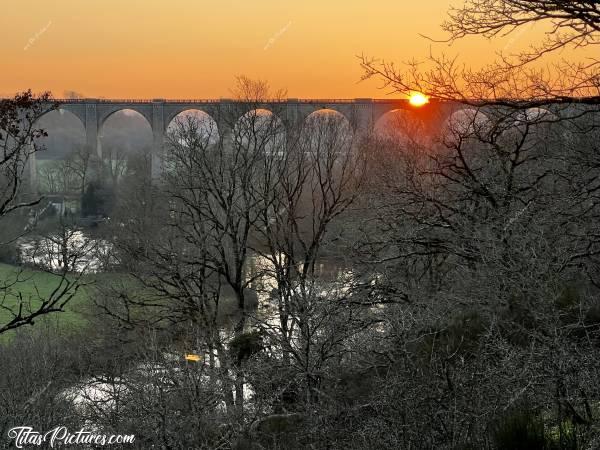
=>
[0,91,84,335]
[97,77,288,416]
[343,84,600,448]
[64,145,93,197]
[360,1,600,104]
[0,91,52,217]
[97,77,373,426]
[38,159,78,195]
[444,0,600,64]
[245,105,372,406]
[102,145,130,187]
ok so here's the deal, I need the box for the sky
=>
[0,0,579,99]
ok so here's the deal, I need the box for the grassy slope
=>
[0,262,250,343]
[0,262,92,341]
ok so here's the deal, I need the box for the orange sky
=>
[0,0,583,99]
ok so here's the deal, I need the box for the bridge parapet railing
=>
[52,99,156,103]
[47,98,422,104]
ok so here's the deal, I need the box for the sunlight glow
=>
[409,92,429,107]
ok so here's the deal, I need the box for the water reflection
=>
[18,231,114,273]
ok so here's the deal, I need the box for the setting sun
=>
[409,92,429,107]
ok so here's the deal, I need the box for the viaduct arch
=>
[33,98,582,188]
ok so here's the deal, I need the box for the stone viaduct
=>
[34,98,460,179]
[32,97,580,187]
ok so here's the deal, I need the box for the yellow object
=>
[185,353,201,362]
[409,92,429,107]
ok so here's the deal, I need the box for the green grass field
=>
[0,262,93,342]
[0,262,251,344]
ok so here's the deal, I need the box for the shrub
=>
[555,286,581,311]
[492,405,548,450]
[0,242,20,264]
[229,330,263,365]
[491,405,580,450]
[417,310,489,362]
